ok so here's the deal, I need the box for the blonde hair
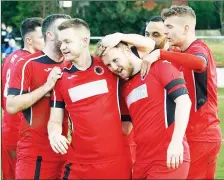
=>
[161,5,196,20]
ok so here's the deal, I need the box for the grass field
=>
[205,41,224,63]
[216,88,224,179]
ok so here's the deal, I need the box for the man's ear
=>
[83,37,89,47]
[183,24,189,35]
[46,31,55,41]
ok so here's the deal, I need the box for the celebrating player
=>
[141,6,222,179]
[96,35,191,179]
[6,14,71,179]
[2,17,44,179]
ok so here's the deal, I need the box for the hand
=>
[141,49,160,78]
[49,134,69,155]
[167,140,184,169]
[45,67,62,90]
[101,33,123,55]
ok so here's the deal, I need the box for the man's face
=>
[102,48,133,80]
[51,18,68,53]
[164,16,185,47]
[59,28,86,61]
[29,27,45,51]
[145,21,167,49]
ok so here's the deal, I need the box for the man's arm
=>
[7,66,62,114]
[48,107,69,155]
[167,94,191,169]
[172,94,191,142]
[100,32,155,57]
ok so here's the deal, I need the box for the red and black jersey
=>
[175,40,221,142]
[2,49,31,146]
[51,57,126,164]
[120,56,189,163]
[8,51,65,160]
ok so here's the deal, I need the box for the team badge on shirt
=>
[94,66,104,75]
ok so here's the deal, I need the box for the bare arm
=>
[119,33,155,56]
[48,107,69,154]
[48,107,64,137]
[173,94,191,142]
[122,121,133,136]
[100,32,155,57]
[7,84,52,114]
[6,67,62,114]
[167,94,191,169]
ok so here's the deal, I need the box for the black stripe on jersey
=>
[165,78,186,92]
[121,115,132,122]
[50,100,65,108]
[195,53,208,65]
[166,87,188,127]
[22,106,32,124]
[63,163,72,180]
[64,56,94,73]
[168,87,188,101]
[8,88,28,96]
[63,64,79,74]
[131,46,140,58]
[34,55,63,64]
[166,95,176,127]
[34,156,42,180]
[194,71,208,110]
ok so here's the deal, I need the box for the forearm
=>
[7,83,51,114]
[160,49,206,71]
[120,33,155,52]
[48,120,63,137]
[172,95,191,142]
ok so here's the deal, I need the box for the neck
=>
[72,49,92,70]
[130,53,142,76]
[42,43,63,62]
[179,34,197,52]
[23,44,36,54]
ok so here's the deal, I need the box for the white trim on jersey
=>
[53,89,56,108]
[116,78,121,116]
[164,89,168,129]
[191,70,197,112]
[20,54,46,95]
[29,87,33,125]
[68,79,109,102]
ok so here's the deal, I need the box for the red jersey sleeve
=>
[8,58,32,96]
[155,61,188,101]
[50,79,65,108]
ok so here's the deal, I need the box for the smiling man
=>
[96,40,191,179]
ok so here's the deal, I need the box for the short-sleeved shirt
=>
[2,49,30,146]
[51,57,126,164]
[120,56,189,163]
[174,40,221,142]
[8,51,65,160]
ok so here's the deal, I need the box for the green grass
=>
[204,41,224,63]
[216,88,224,178]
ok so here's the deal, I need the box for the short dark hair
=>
[58,18,90,31]
[20,17,44,39]
[42,14,71,40]
[149,16,164,22]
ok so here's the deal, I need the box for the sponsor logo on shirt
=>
[94,66,104,75]
[126,84,148,108]
[44,68,52,72]
[68,79,109,102]
[68,75,77,79]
